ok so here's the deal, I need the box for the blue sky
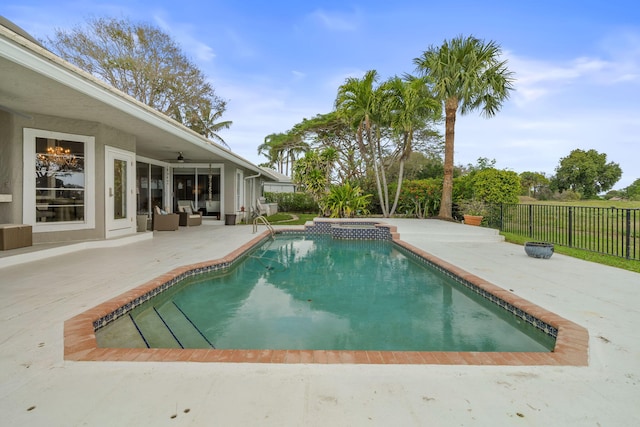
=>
[3,1,639,188]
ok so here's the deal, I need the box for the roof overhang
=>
[0,23,277,180]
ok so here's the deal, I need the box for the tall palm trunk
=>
[390,131,412,215]
[369,125,390,217]
[438,97,458,219]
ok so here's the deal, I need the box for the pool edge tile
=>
[64,220,590,367]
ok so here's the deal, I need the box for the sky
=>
[2,0,640,189]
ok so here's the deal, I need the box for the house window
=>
[23,129,95,231]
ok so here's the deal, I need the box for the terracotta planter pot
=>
[463,215,483,226]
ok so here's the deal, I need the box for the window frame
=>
[235,169,244,212]
[23,128,96,232]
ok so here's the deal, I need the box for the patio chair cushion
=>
[152,207,179,231]
[179,212,202,226]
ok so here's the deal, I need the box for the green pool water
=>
[101,235,555,352]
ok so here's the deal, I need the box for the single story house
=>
[0,17,281,245]
[260,167,296,193]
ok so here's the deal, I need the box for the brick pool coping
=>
[64,223,589,366]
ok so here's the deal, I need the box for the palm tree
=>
[382,75,441,215]
[185,101,232,148]
[258,132,308,175]
[414,35,515,219]
[335,70,393,215]
[258,133,286,171]
[282,134,309,177]
[334,70,380,160]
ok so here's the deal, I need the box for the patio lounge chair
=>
[205,200,220,219]
[177,201,202,226]
[152,206,179,231]
[256,197,278,216]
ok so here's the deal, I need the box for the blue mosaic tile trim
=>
[331,224,391,240]
[395,243,558,339]
[93,260,236,330]
[305,220,392,240]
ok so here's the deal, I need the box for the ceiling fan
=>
[162,152,190,163]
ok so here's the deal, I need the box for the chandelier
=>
[37,146,78,170]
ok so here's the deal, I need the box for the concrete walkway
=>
[0,219,638,426]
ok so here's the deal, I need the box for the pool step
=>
[155,302,214,349]
[95,313,148,348]
[132,307,182,348]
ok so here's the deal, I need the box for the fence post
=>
[625,209,631,260]
[528,204,533,238]
[568,206,573,247]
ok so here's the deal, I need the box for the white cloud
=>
[152,13,216,62]
[507,33,640,107]
[291,70,306,80]
[308,8,360,32]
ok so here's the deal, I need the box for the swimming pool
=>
[96,235,554,352]
[65,219,589,365]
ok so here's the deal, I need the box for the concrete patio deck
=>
[0,219,638,426]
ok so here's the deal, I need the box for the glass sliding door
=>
[173,166,221,214]
[136,161,165,215]
[150,165,164,211]
[173,168,197,211]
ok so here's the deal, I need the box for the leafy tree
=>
[290,113,362,182]
[292,148,338,213]
[624,178,640,200]
[471,168,521,204]
[46,17,228,140]
[519,171,550,198]
[604,190,623,200]
[414,35,515,220]
[553,149,622,198]
[386,152,444,182]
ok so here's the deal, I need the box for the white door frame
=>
[105,146,136,238]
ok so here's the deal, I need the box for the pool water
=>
[102,235,555,352]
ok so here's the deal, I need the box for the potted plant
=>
[459,199,488,226]
[524,242,554,259]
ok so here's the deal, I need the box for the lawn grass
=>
[521,198,640,209]
[265,212,317,225]
[501,232,640,273]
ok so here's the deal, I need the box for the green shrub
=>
[393,178,442,218]
[264,192,318,213]
[324,182,372,218]
[454,168,520,205]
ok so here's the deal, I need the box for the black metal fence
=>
[487,204,640,261]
